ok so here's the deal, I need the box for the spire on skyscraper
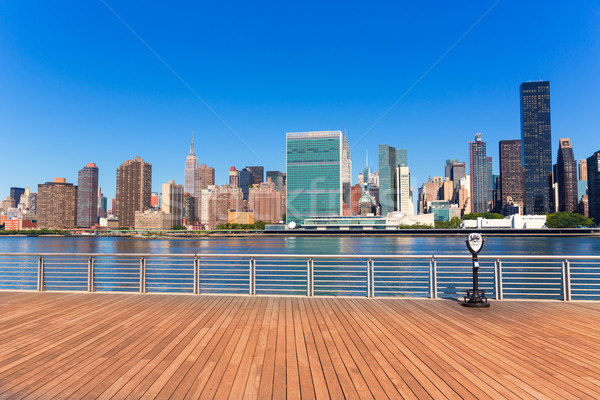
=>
[190,130,195,155]
[24,185,30,196]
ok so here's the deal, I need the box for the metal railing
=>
[0,253,599,300]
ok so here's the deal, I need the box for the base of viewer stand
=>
[461,290,490,308]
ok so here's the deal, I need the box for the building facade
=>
[248,179,285,223]
[396,165,412,215]
[77,163,99,228]
[116,156,152,228]
[286,131,342,225]
[499,140,524,213]
[134,210,172,231]
[587,151,600,225]
[229,166,240,188]
[521,81,552,214]
[469,133,489,213]
[196,164,215,191]
[10,187,24,211]
[37,178,77,229]
[266,170,286,191]
[341,131,352,186]
[18,185,37,217]
[184,133,198,196]
[162,180,184,227]
[378,144,397,216]
[556,138,578,213]
[245,166,264,185]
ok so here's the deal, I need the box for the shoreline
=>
[1,228,599,238]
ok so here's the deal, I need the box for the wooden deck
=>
[1,292,599,399]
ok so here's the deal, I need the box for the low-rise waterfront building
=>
[4,219,37,230]
[134,210,172,231]
[461,215,547,229]
[303,212,434,230]
[228,211,255,225]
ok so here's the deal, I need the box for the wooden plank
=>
[9,295,191,400]
[1,292,600,400]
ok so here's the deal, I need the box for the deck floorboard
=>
[1,292,600,399]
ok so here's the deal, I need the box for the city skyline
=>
[1,2,599,202]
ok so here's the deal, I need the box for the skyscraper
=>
[184,132,198,196]
[556,138,578,213]
[116,156,152,228]
[37,178,77,229]
[162,180,184,227]
[196,164,215,190]
[286,131,342,225]
[521,81,552,214]
[77,163,99,228]
[499,140,524,213]
[266,170,286,191]
[378,144,397,216]
[396,165,412,215]
[469,133,489,213]
[229,166,240,188]
[578,159,588,216]
[587,151,600,224]
[341,131,352,186]
[10,187,24,210]
[486,157,493,210]
[240,168,250,200]
[18,185,36,216]
[445,159,459,180]
[245,166,264,185]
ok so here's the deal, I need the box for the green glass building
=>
[286,131,342,225]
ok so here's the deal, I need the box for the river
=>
[0,235,599,256]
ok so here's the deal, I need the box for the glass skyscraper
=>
[286,131,342,225]
[378,145,397,216]
[521,81,552,214]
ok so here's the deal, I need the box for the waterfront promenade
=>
[1,292,599,399]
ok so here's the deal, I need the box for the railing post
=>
[193,255,199,295]
[249,258,255,295]
[37,256,44,291]
[367,259,371,298]
[88,256,94,292]
[306,258,311,296]
[140,257,146,294]
[370,259,375,297]
[495,259,503,300]
[563,259,571,301]
[310,258,314,296]
[429,257,437,299]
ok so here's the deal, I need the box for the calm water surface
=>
[0,236,599,256]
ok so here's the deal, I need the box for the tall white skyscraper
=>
[396,165,413,215]
[184,132,198,196]
[341,130,352,186]
[162,180,184,227]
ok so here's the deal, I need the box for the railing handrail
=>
[1,252,600,260]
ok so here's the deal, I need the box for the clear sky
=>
[1,1,599,202]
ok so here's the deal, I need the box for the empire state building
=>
[184,132,198,196]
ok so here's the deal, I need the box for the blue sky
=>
[1,1,599,202]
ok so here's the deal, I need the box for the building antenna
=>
[190,130,195,154]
